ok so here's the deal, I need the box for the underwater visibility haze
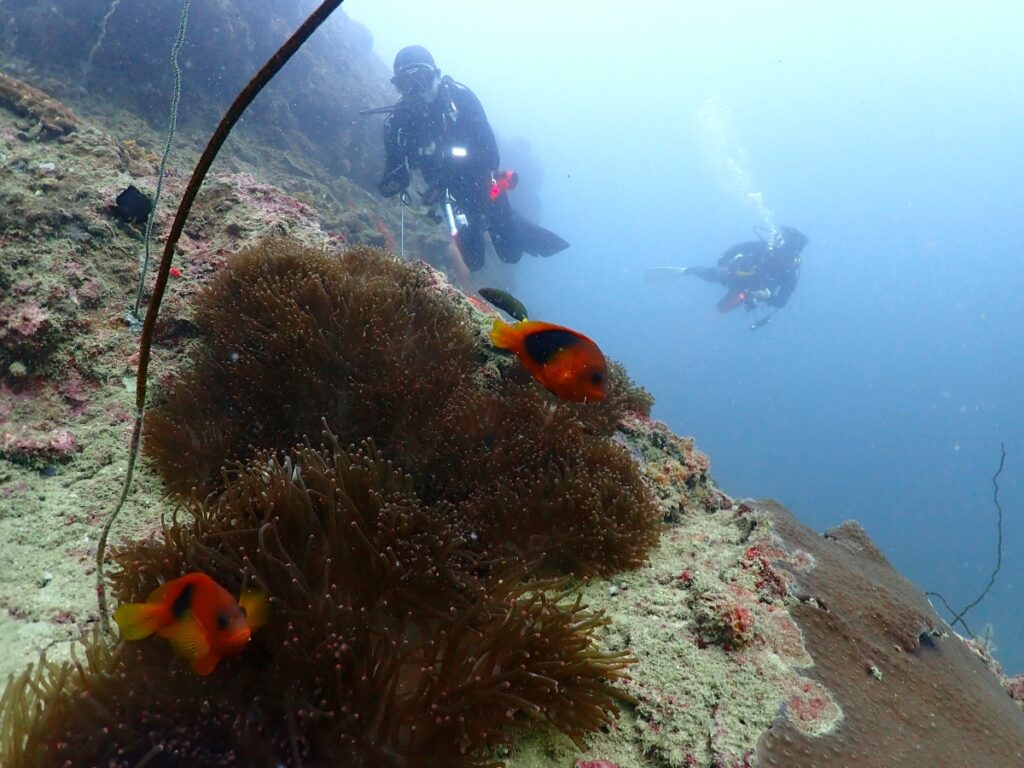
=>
[0,0,1022,765]
[348,0,1024,670]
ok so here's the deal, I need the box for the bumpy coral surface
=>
[0,72,78,137]
[756,501,1024,766]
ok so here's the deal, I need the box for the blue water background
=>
[346,2,1024,670]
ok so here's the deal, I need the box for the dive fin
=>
[717,291,747,313]
[512,211,569,257]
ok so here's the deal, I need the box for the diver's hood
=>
[779,226,808,254]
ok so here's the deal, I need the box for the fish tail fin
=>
[489,317,518,350]
[113,602,168,640]
[240,590,268,632]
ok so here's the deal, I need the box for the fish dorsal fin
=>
[166,615,211,662]
[239,591,268,631]
[146,578,180,605]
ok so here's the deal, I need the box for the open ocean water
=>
[349,1,1024,671]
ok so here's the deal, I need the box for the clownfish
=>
[490,317,608,402]
[113,572,267,676]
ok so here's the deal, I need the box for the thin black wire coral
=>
[4,437,634,767]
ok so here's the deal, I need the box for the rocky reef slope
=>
[0,4,1022,765]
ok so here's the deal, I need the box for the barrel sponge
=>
[756,500,1024,766]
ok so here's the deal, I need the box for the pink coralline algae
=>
[576,761,620,768]
[0,299,55,358]
[0,425,78,464]
[233,173,319,229]
[784,679,840,737]
[692,591,756,650]
[741,543,790,599]
[58,370,92,415]
[372,214,396,252]
[1005,674,1024,704]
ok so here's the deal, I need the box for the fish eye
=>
[216,610,230,630]
[590,371,605,385]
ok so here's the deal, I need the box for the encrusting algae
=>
[0,240,661,767]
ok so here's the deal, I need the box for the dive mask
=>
[392,65,437,95]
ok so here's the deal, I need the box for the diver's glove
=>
[378,165,410,198]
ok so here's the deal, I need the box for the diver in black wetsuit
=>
[653,226,808,315]
[377,45,567,271]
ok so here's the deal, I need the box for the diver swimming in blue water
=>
[648,226,808,329]
[375,45,568,271]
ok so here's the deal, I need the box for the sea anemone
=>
[143,240,661,576]
[2,240,660,766]
[3,437,636,767]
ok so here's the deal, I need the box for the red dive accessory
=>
[489,169,518,200]
[717,290,746,313]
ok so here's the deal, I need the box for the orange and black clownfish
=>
[490,317,608,402]
[114,572,267,676]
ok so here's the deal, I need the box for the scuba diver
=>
[374,45,568,271]
[647,226,808,329]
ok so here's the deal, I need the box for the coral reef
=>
[756,501,1024,766]
[1,3,387,188]
[0,68,364,688]
[0,72,78,138]
[2,437,635,767]
[2,58,1022,768]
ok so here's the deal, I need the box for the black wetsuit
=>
[379,77,520,270]
[689,228,807,309]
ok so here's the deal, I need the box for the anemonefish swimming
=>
[490,317,608,402]
[113,572,267,676]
